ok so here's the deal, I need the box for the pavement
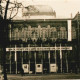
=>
[6,73,80,80]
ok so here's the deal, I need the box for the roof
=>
[73,12,80,21]
[22,5,55,16]
[11,18,72,23]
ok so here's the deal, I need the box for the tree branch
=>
[4,0,10,20]
[9,2,24,20]
[9,7,18,20]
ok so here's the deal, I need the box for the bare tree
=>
[0,0,24,80]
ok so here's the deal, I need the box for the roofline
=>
[11,18,73,22]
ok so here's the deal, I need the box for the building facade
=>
[0,5,80,74]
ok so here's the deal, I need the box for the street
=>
[7,73,80,80]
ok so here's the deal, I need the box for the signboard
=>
[50,64,58,72]
[67,20,72,41]
[22,64,29,73]
[6,47,72,51]
[36,64,42,73]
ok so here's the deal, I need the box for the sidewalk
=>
[7,73,80,80]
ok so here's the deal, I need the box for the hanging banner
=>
[22,64,29,73]
[67,20,72,41]
[36,64,42,72]
[50,64,58,72]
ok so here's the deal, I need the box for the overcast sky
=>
[13,0,79,18]
[2,0,80,18]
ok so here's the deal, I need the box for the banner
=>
[36,64,42,72]
[6,47,72,51]
[22,64,29,73]
[67,20,72,41]
[50,64,58,72]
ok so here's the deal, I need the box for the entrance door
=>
[43,63,49,73]
[43,52,49,73]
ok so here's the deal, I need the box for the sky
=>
[2,0,80,18]
[15,0,80,18]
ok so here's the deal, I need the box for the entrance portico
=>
[6,43,72,74]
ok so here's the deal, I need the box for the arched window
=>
[51,27,57,39]
[58,27,67,39]
[72,27,76,39]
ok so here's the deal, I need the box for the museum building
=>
[1,5,80,74]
